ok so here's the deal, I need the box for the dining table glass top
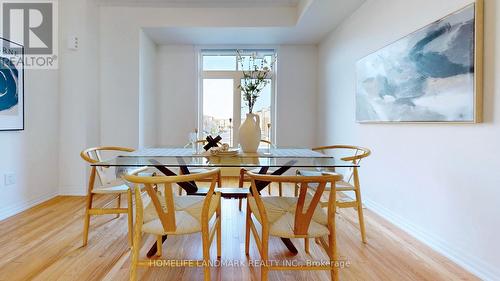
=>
[92,147,359,168]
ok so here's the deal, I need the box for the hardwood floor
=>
[0,179,478,281]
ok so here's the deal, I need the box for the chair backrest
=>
[312,145,371,183]
[80,146,135,186]
[246,171,342,236]
[260,139,272,145]
[124,168,220,233]
[259,139,276,149]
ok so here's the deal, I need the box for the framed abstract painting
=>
[0,37,24,131]
[356,1,483,123]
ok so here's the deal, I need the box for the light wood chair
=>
[124,169,222,281]
[245,171,343,281]
[238,139,282,211]
[80,146,137,247]
[295,145,371,243]
[179,139,222,195]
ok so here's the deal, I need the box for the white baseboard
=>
[363,197,499,281]
[0,191,59,221]
[59,185,86,196]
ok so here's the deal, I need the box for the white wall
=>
[318,0,500,279]
[156,45,318,147]
[157,45,198,146]
[0,69,59,220]
[58,0,101,195]
[276,45,317,147]
[139,31,158,148]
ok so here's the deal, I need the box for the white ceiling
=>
[142,0,365,45]
[98,0,301,7]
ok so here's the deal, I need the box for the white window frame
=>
[196,47,278,146]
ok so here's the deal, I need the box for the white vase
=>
[239,113,261,153]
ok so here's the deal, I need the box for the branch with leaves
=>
[237,50,277,114]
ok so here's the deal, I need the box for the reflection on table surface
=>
[93,147,359,168]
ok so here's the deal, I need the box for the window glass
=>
[203,55,236,71]
[202,79,234,145]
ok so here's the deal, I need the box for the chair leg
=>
[156,235,163,257]
[202,232,211,281]
[245,202,251,256]
[294,183,299,197]
[216,203,222,259]
[268,185,272,195]
[217,170,222,187]
[130,228,141,281]
[116,194,121,218]
[304,238,310,254]
[354,189,367,243]
[127,190,134,247]
[178,186,183,196]
[82,193,94,247]
[329,234,338,281]
[261,236,269,281]
[278,182,282,197]
[238,170,245,211]
[261,265,268,281]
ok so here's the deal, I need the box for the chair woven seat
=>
[142,194,221,235]
[92,179,131,194]
[248,196,329,238]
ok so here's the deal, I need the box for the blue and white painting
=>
[0,57,19,114]
[0,37,24,130]
[356,4,477,122]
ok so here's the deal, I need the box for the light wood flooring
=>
[0,179,478,281]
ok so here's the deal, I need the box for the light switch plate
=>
[67,36,79,50]
[4,173,16,186]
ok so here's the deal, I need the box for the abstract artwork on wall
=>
[0,37,24,131]
[356,2,483,123]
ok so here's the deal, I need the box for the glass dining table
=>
[92,147,359,257]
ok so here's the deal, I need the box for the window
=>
[202,56,236,71]
[202,79,233,143]
[199,49,276,147]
